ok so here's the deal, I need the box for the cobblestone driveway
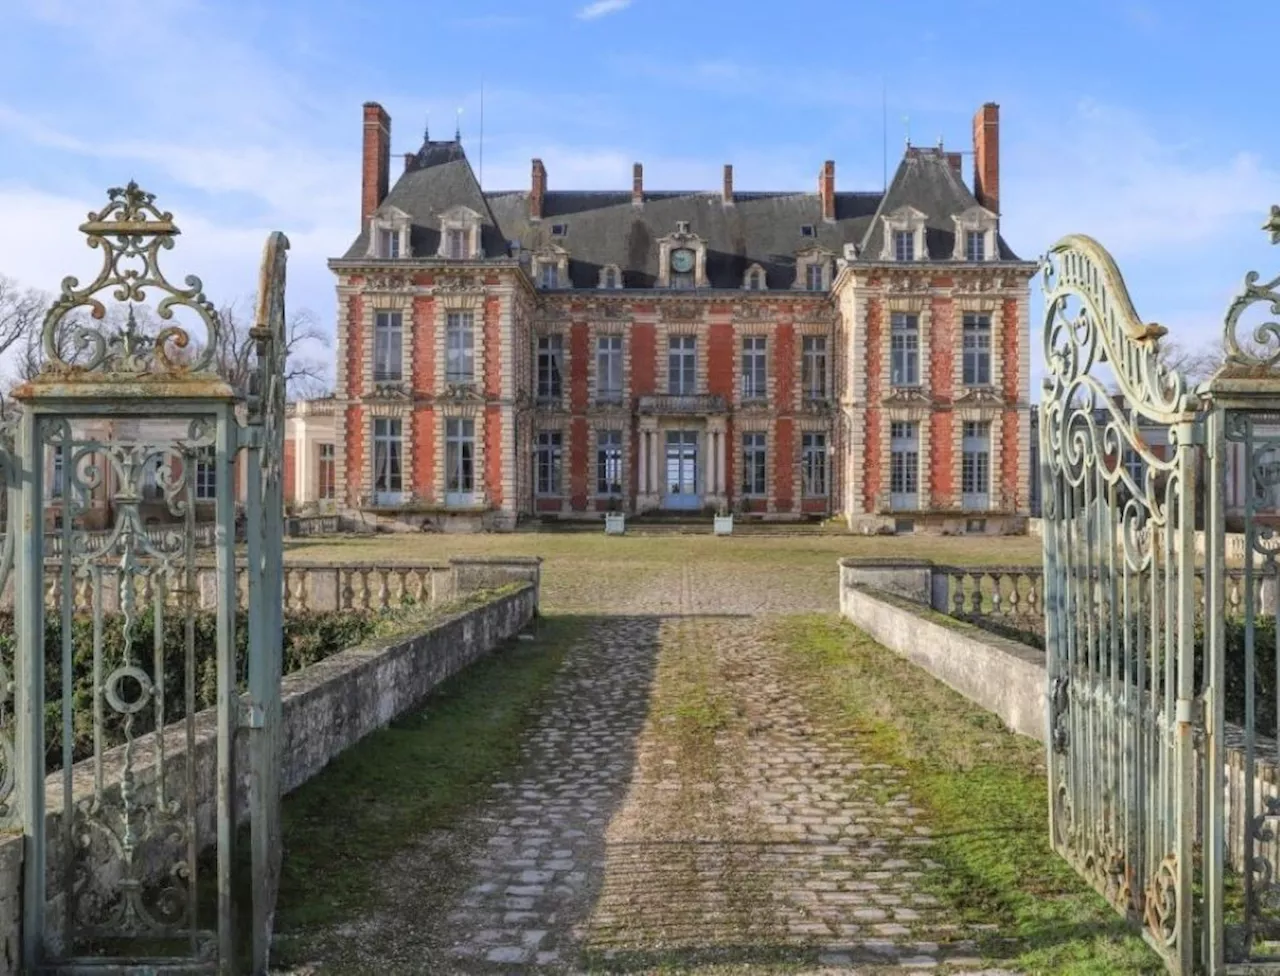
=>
[296,564,1012,974]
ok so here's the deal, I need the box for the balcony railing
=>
[637,394,729,416]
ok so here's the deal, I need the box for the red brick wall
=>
[484,297,502,398]
[631,321,655,394]
[707,321,733,398]
[931,296,956,504]
[570,417,588,509]
[413,406,435,501]
[863,298,884,511]
[569,320,590,508]
[346,294,365,397]
[283,438,296,504]
[570,322,589,412]
[486,406,504,506]
[412,296,435,390]
[345,405,364,502]
[773,321,796,511]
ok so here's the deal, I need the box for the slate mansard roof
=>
[340,137,1025,286]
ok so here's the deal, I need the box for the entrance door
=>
[664,430,699,509]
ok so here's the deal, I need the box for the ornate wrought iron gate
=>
[0,184,288,974]
[1042,210,1280,973]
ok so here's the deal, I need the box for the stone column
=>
[638,430,648,496]
[717,429,726,494]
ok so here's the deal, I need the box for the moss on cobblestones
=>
[267,613,585,967]
[774,615,1164,976]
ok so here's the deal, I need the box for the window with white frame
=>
[965,230,985,261]
[535,431,562,495]
[445,417,475,499]
[372,418,402,495]
[596,335,623,403]
[802,432,827,496]
[445,228,466,259]
[539,262,559,290]
[596,430,623,495]
[195,445,217,501]
[742,431,767,496]
[668,336,697,395]
[890,313,920,387]
[894,230,915,261]
[962,421,991,509]
[537,335,563,401]
[805,261,826,291]
[446,311,475,384]
[380,228,401,259]
[741,336,767,400]
[962,313,992,386]
[889,421,919,510]
[373,310,403,382]
[318,443,335,500]
[745,266,766,290]
[802,336,828,401]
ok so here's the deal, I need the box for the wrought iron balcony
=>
[636,394,729,416]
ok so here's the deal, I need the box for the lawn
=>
[284,531,1044,613]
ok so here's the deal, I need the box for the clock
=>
[671,248,695,274]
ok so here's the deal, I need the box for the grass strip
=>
[772,614,1164,976]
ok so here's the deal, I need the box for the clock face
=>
[671,248,695,274]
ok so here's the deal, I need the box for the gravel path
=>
[285,565,1014,974]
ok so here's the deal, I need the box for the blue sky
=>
[2,0,1278,396]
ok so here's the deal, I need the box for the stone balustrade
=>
[1,557,543,615]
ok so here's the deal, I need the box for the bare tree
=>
[210,299,332,400]
[0,275,48,371]
[1158,339,1224,387]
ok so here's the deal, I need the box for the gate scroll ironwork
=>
[0,183,288,974]
[1042,208,1280,973]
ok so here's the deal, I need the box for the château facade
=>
[321,99,1037,531]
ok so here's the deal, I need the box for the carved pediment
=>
[661,302,702,323]
[436,275,480,293]
[953,275,1007,295]
[883,388,933,406]
[735,303,775,322]
[954,386,1004,405]
[590,301,631,322]
[886,275,931,294]
[439,204,483,223]
[796,304,837,325]
[439,382,485,403]
[366,273,409,292]
[369,382,412,402]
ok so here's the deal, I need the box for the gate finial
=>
[1220,206,1280,370]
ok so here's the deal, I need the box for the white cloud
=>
[577,0,631,20]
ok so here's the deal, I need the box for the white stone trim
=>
[951,205,998,262]
[742,263,767,291]
[365,291,414,392]
[434,293,486,393]
[657,230,708,289]
[437,204,484,259]
[437,404,489,507]
[654,315,706,395]
[588,320,631,407]
[879,205,928,261]
[954,405,1002,512]
[532,321,571,411]
[533,245,570,290]
[736,419,775,511]
[589,424,628,499]
[882,296,930,397]
[793,246,835,292]
[883,405,931,511]
[598,264,623,289]
[366,205,412,259]
[954,297,1000,393]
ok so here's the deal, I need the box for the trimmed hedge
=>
[0,608,391,774]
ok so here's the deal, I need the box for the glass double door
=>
[663,430,700,510]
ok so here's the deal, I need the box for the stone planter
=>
[604,513,626,536]
[713,515,734,536]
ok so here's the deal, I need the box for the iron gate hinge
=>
[1176,697,1204,726]
[1175,420,1206,446]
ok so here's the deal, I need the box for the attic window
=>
[800,225,815,237]
[380,229,401,258]
[551,223,568,237]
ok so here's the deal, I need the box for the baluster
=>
[358,568,371,611]
[340,568,354,612]
[989,573,1004,618]
[1005,574,1020,621]
[951,573,965,616]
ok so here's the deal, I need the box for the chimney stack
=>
[723,164,734,205]
[361,102,391,225]
[632,162,644,207]
[404,151,417,173]
[819,160,835,222]
[972,102,1000,216]
[530,158,547,221]
[945,151,963,179]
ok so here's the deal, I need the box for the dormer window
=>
[436,205,484,260]
[744,265,766,291]
[795,249,832,291]
[533,245,569,290]
[552,223,568,237]
[599,265,622,289]
[367,205,412,260]
[952,206,997,262]
[801,225,815,238]
[806,262,826,291]
[880,206,928,262]
[657,226,708,288]
[540,263,559,289]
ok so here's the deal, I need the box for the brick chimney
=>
[403,151,417,173]
[945,151,963,180]
[632,162,643,207]
[973,102,1000,216]
[361,102,391,224]
[723,164,734,205]
[531,158,547,221]
[819,160,835,222]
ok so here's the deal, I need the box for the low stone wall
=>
[838,557,1279,881]
[0,584,538,971]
